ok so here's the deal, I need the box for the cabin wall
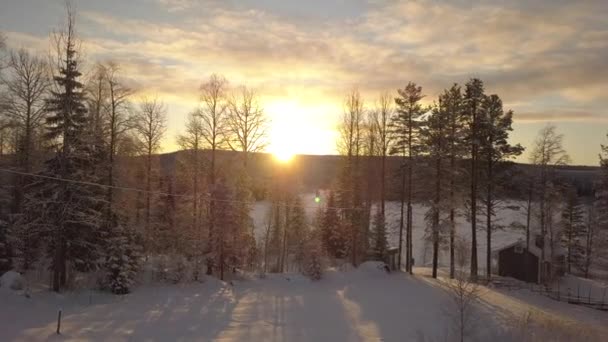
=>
[498,246,539,283]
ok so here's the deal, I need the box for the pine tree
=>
[462,78,485,282]
[420,99,449,278]
[560,186,586,274]
[479,94,523,281]
[442,84,466,279]
[391,82,425,273]
[370,207,388,261]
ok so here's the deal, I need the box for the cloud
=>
[516,110,608,123]
[3,0,608,163]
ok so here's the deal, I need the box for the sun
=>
[273,148,295,163]
[267,120,297,163]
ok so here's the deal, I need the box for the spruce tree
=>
[370,207,388,261]
[560,186,586,273]
[18,8,107,291]
[321,191,347,259]
[289,196,308,271]
[104,219,141,294]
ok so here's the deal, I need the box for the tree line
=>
[323,81,607,283]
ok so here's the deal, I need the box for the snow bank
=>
[0,271,24,291]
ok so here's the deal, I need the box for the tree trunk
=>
[398,158,406,270]
[486,155,493,282]
[432,155,440,278]
[407,112,414,274]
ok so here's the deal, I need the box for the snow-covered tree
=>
[288,196,308,272]
[321,191,347,259]
[303,228,324,281]
[17,5,107,291]
[103,221,141,294]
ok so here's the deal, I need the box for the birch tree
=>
[529,124,570,281]
[3,49,50,213]
[227,86,268,168]
[133,96,166,254]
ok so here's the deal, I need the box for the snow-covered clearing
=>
[2,264,607,341]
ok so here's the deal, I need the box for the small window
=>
[514,245,523,254]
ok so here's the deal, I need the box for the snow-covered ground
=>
[2,197,606,341]
[2,264,606,341]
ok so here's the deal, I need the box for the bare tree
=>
[199,74,229,275]
[177,111,205,273]
[199,73,228,185]
[373,92,393,216]
[103,62,134,212]
[529,124,570,282]
[2,49,50,212]
[227,86,268,167]
[444,237,482,342]
[337,89,365,266]
[85,63,107,147]
[133,96,166,254]
[0,32,7,69]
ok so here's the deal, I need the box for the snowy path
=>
[2,267,607,341]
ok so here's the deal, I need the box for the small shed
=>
[495,240,539,283]
[385,247,400,271]
[494,237,564,284]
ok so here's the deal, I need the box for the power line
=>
[0,167,365,211]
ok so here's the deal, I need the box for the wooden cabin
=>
[494,237,564,284]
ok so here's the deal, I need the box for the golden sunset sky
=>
[1,0,607,165]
